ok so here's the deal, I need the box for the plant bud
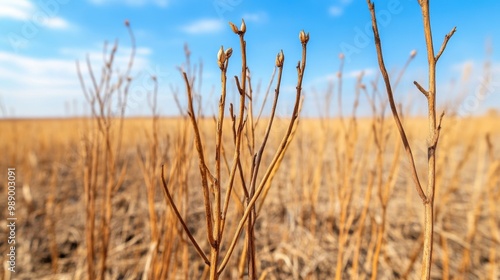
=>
[229,22,239,34]
[299,30,309,44]
[339,53,345,60]
[275,50,284,67]
[124,19,130,27]
[225,47,233,59]
[410,49,417,58]
[240,19,246,34]
[217,46,226,69]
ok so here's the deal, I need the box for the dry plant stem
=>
[77,23,134,279]
[216,30,251,279]
[459,143,487,278]
[255,67,277,126]
[161,102,203,278]
[368,1,455,279]
[46,164,59,273]
[334,118,358,280]
[82,134,98,279]
[366,0,427,204]
[227,34,249,279]
[486,136,500,279]
[352,170,375,280]
[248,63,284,213]
[215,54,228,239]
[394,54,416,91]
[372,133,401,280]
[182,72,215,248]
[137,76,160,280]
[487,160,500,279]
[439,222,450,280]
[245,63,284,279]
[220,31,249,240]
[211,45,231,279]
[217,36,308,275]
[160,164,210,265]
[256,99,303,215]
[246,69,256,155]
[417,2,455,278]
[337,54,346,131]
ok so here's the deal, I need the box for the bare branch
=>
[218,32,308,275]
[367,0,428,204]
[160,165,210,265]
[430,111,445,147]
[182,71,215,246]
[435,27,457,63]
[414,81,429,98]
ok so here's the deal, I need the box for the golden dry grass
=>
[0,115,498,279]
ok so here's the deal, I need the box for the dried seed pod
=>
[299,30,309,44]
[240,19,246,34]
[225,48,233,59]
[410,49,417,58]
[217,46,226,70]
[275,50,284,67]
[229,22,239,34]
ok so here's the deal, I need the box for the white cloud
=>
[0,43,151,98]
[0,0,71,30]
[43,17,70,29]
[329,6,344,17]
[0,0,32,20]
[180,19,223,35]
[0,45,157,116]
[242,12,268,23]
[313,68,376,84]
[0,51,82,107]
[89,0,169,7]
[345,68,375,79]
[59,46,152,69]
[328,0,354,18]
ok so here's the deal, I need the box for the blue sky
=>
[0,0,499,118]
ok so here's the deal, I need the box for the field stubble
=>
[0,115,499,279]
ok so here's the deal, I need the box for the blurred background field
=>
[0,114,499,279]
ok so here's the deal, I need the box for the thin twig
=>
[435,27,457,62]
[160,165,210,265]
[367,0,428,204]
[414,81,429,98]
[182,71,215,246]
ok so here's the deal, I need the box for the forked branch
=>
[217,31,309,274]
[367,0,428,204]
